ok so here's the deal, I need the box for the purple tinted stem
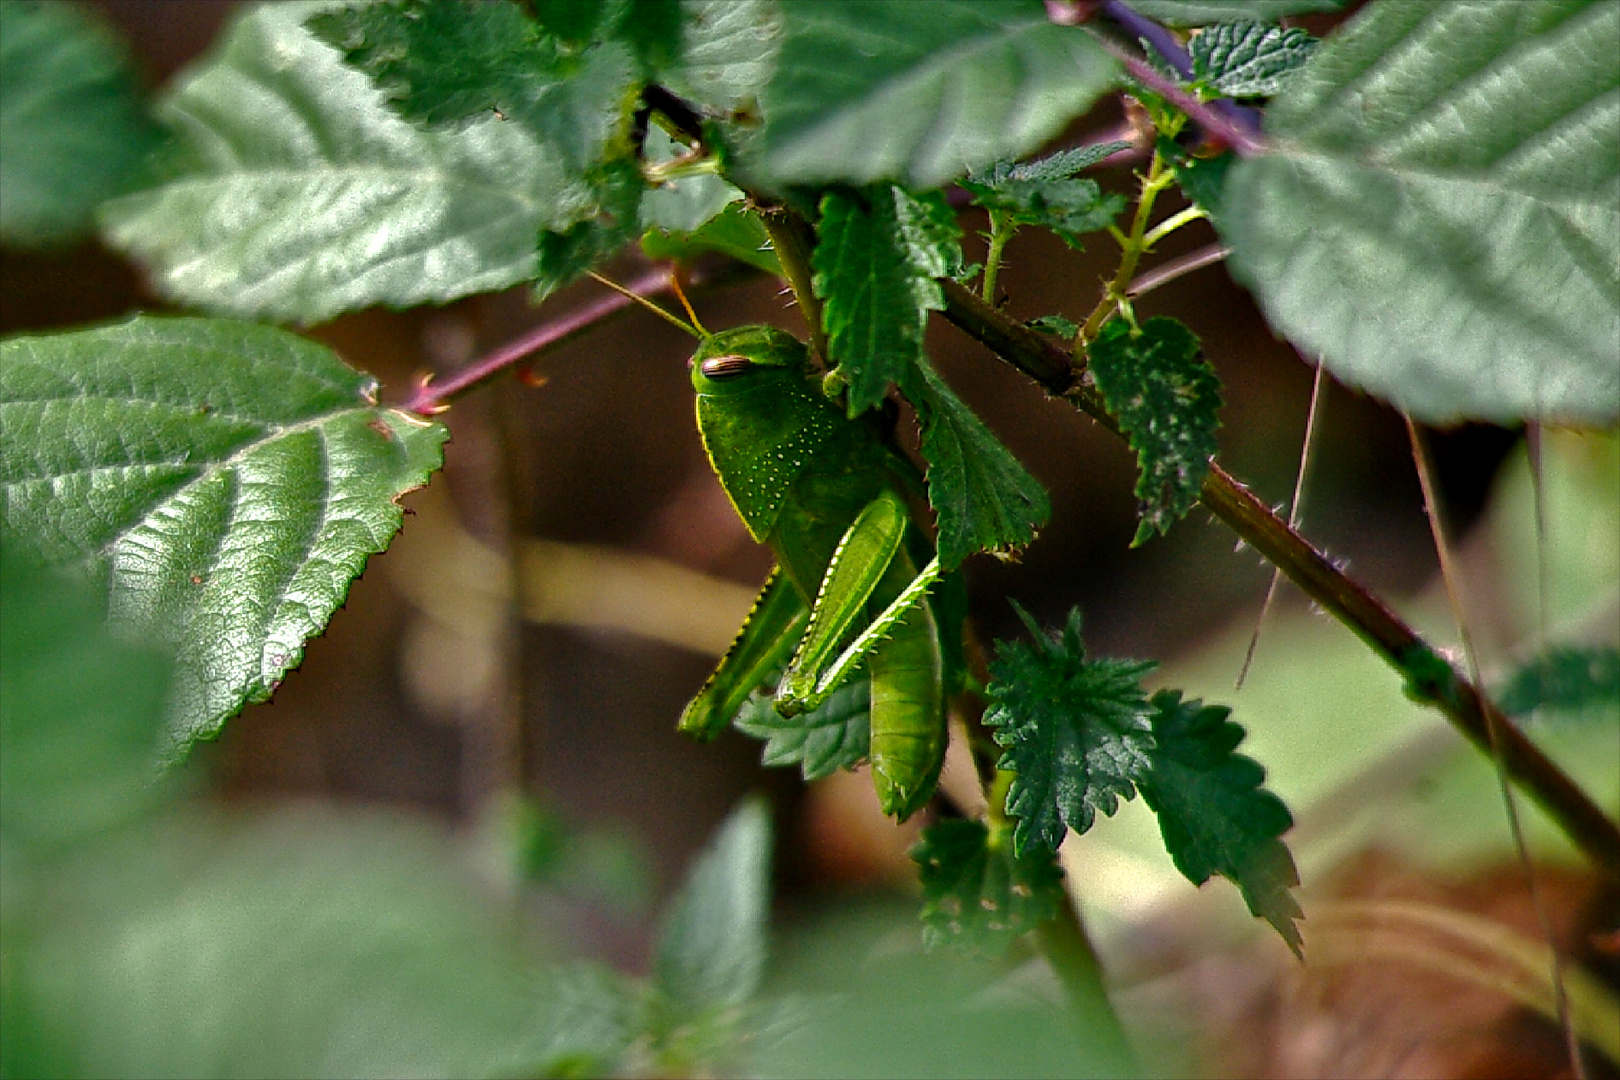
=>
[401,265,675,415]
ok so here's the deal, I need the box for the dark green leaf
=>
[534,158,646,300]
[1087,317,1221,545]
[98,3,599,323]
[307,0,639,170]
[1164,142,1236,220]
[984,606,1157,855]
[0,1,158,246]
[1138,689,1302,956]
[962,176,1125,251]
[911,819,1065,956]
[759,0,1120,188]
[1027,314,1079,339]
[1224,0,1620,424]
[0,316,447,754]
[653,797,772,1019]
[610,0,685,74]
[0,555,175,851]
[900,358,1050,571]
[980,142,1134,185]
[1189,22,1317,98]
[1497,645,1620,720]
[733,681,870,782]
[528,0,610,43]
[812,186,960,417]
[1123,0,1344,24]
[641,201,780,274]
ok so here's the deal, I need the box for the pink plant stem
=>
[402,265,676,415]
[1126,242,1230,298]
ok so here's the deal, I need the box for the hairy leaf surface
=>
[98,3,596,323]
[1138,690,1302,955]
[1087,317,1221,545]
[984,606,1157,855]
[1188,21,1317,98]
[0,1,157,246]
[733,680,870,781]
[0,317,446,753]
[653,798,771,1021]
[1122,0,1344,24]
[912,819,1065,955]
[760,0,1119,188]
[1224,0,1620,424]
[901,360,1050,571]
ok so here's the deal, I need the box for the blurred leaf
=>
[759,0,1119,188]
[653,797,772,1020]
[1164,142,1236,220]
[641,201,780,274]
[307,0,638,170]
[98,2,600,323]
[517,962,643,1078]
[1122,0,1344,24]
[663,0,782,115]
[1138,690,1302,956]
[813,185,959,416]
[1188,22,1317,98]
[984,605,1157,856]
[1027,314,1079,339]
[0,555,174,853]
[1087,317,1221,545]
[0,1,158,246]
[900,357,1051,571]
[734,681,871,782]
[962,174,1125,251]
[912,819,1065,955]
[0,316,446,754]
[972,143,1132,186]
[534,157,646,301]
[1224,0,1620,424]
[1497,646,1620,720]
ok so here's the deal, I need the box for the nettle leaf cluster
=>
[3,0,1618,1064]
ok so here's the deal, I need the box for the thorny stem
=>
[981,209,1017,305]
[938,277,1620,882]
[756,204,829,365]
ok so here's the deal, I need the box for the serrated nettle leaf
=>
[0,317,447,755]
[984,606,1157,855]
[813,186,959,417]
[911,819,1065,955]
[641,201,781,275]
[534,157,647,300]
[308,1,640,172]
[1122,0,1345,25]
[1497,645,1620,720]
[653,797,772,1020]
[899,359,1050,571]
[1189,22,1317,98]
[759,0,1120,188]
[733,681,871,782]
[97,2,600,324]
[1224,0,1620,425]
[1137,689,1302,956]
[1087,317,1221,546]
[973,142,1133,187]
[961,176,1126,250]
[0,1,159,247]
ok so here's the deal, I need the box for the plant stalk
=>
[937,277,1620,881]
[757,204,829,365]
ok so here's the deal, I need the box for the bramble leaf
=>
[1497,645,1620,720]
[1122,0,1345,24]
[662,0,782,116]
[1224,0,1620,424]
[1087,317,1221,546]
[0,316,446,754]
[733,680,870,781]
[0,1,158,246]
[1188,22,1317,98]
[812,186,959,417]
[98,3,599,323]
[759,0,1119,188]
[307,0,638,171]
[1138,689,1302,956]
[911,819,1065,955]
[652,798,772,1023]
[901,359,1050,571]
[984,606,1157,855]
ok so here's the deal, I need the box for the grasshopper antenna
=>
[587,271,703,339]
[667,271,709,336]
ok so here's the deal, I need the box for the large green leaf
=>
[98,2,597,324]
[758,0,1119,188]
[0,316,446,754]
[664,0,782,115]
[0,1,158,246]
[1224,0,1620,425]
[1122,0,1344,24]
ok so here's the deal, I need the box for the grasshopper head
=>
[689,326,810,395]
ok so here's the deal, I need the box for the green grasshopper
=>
[596,275,957,820]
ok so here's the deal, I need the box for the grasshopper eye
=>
[700,354,755,380]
